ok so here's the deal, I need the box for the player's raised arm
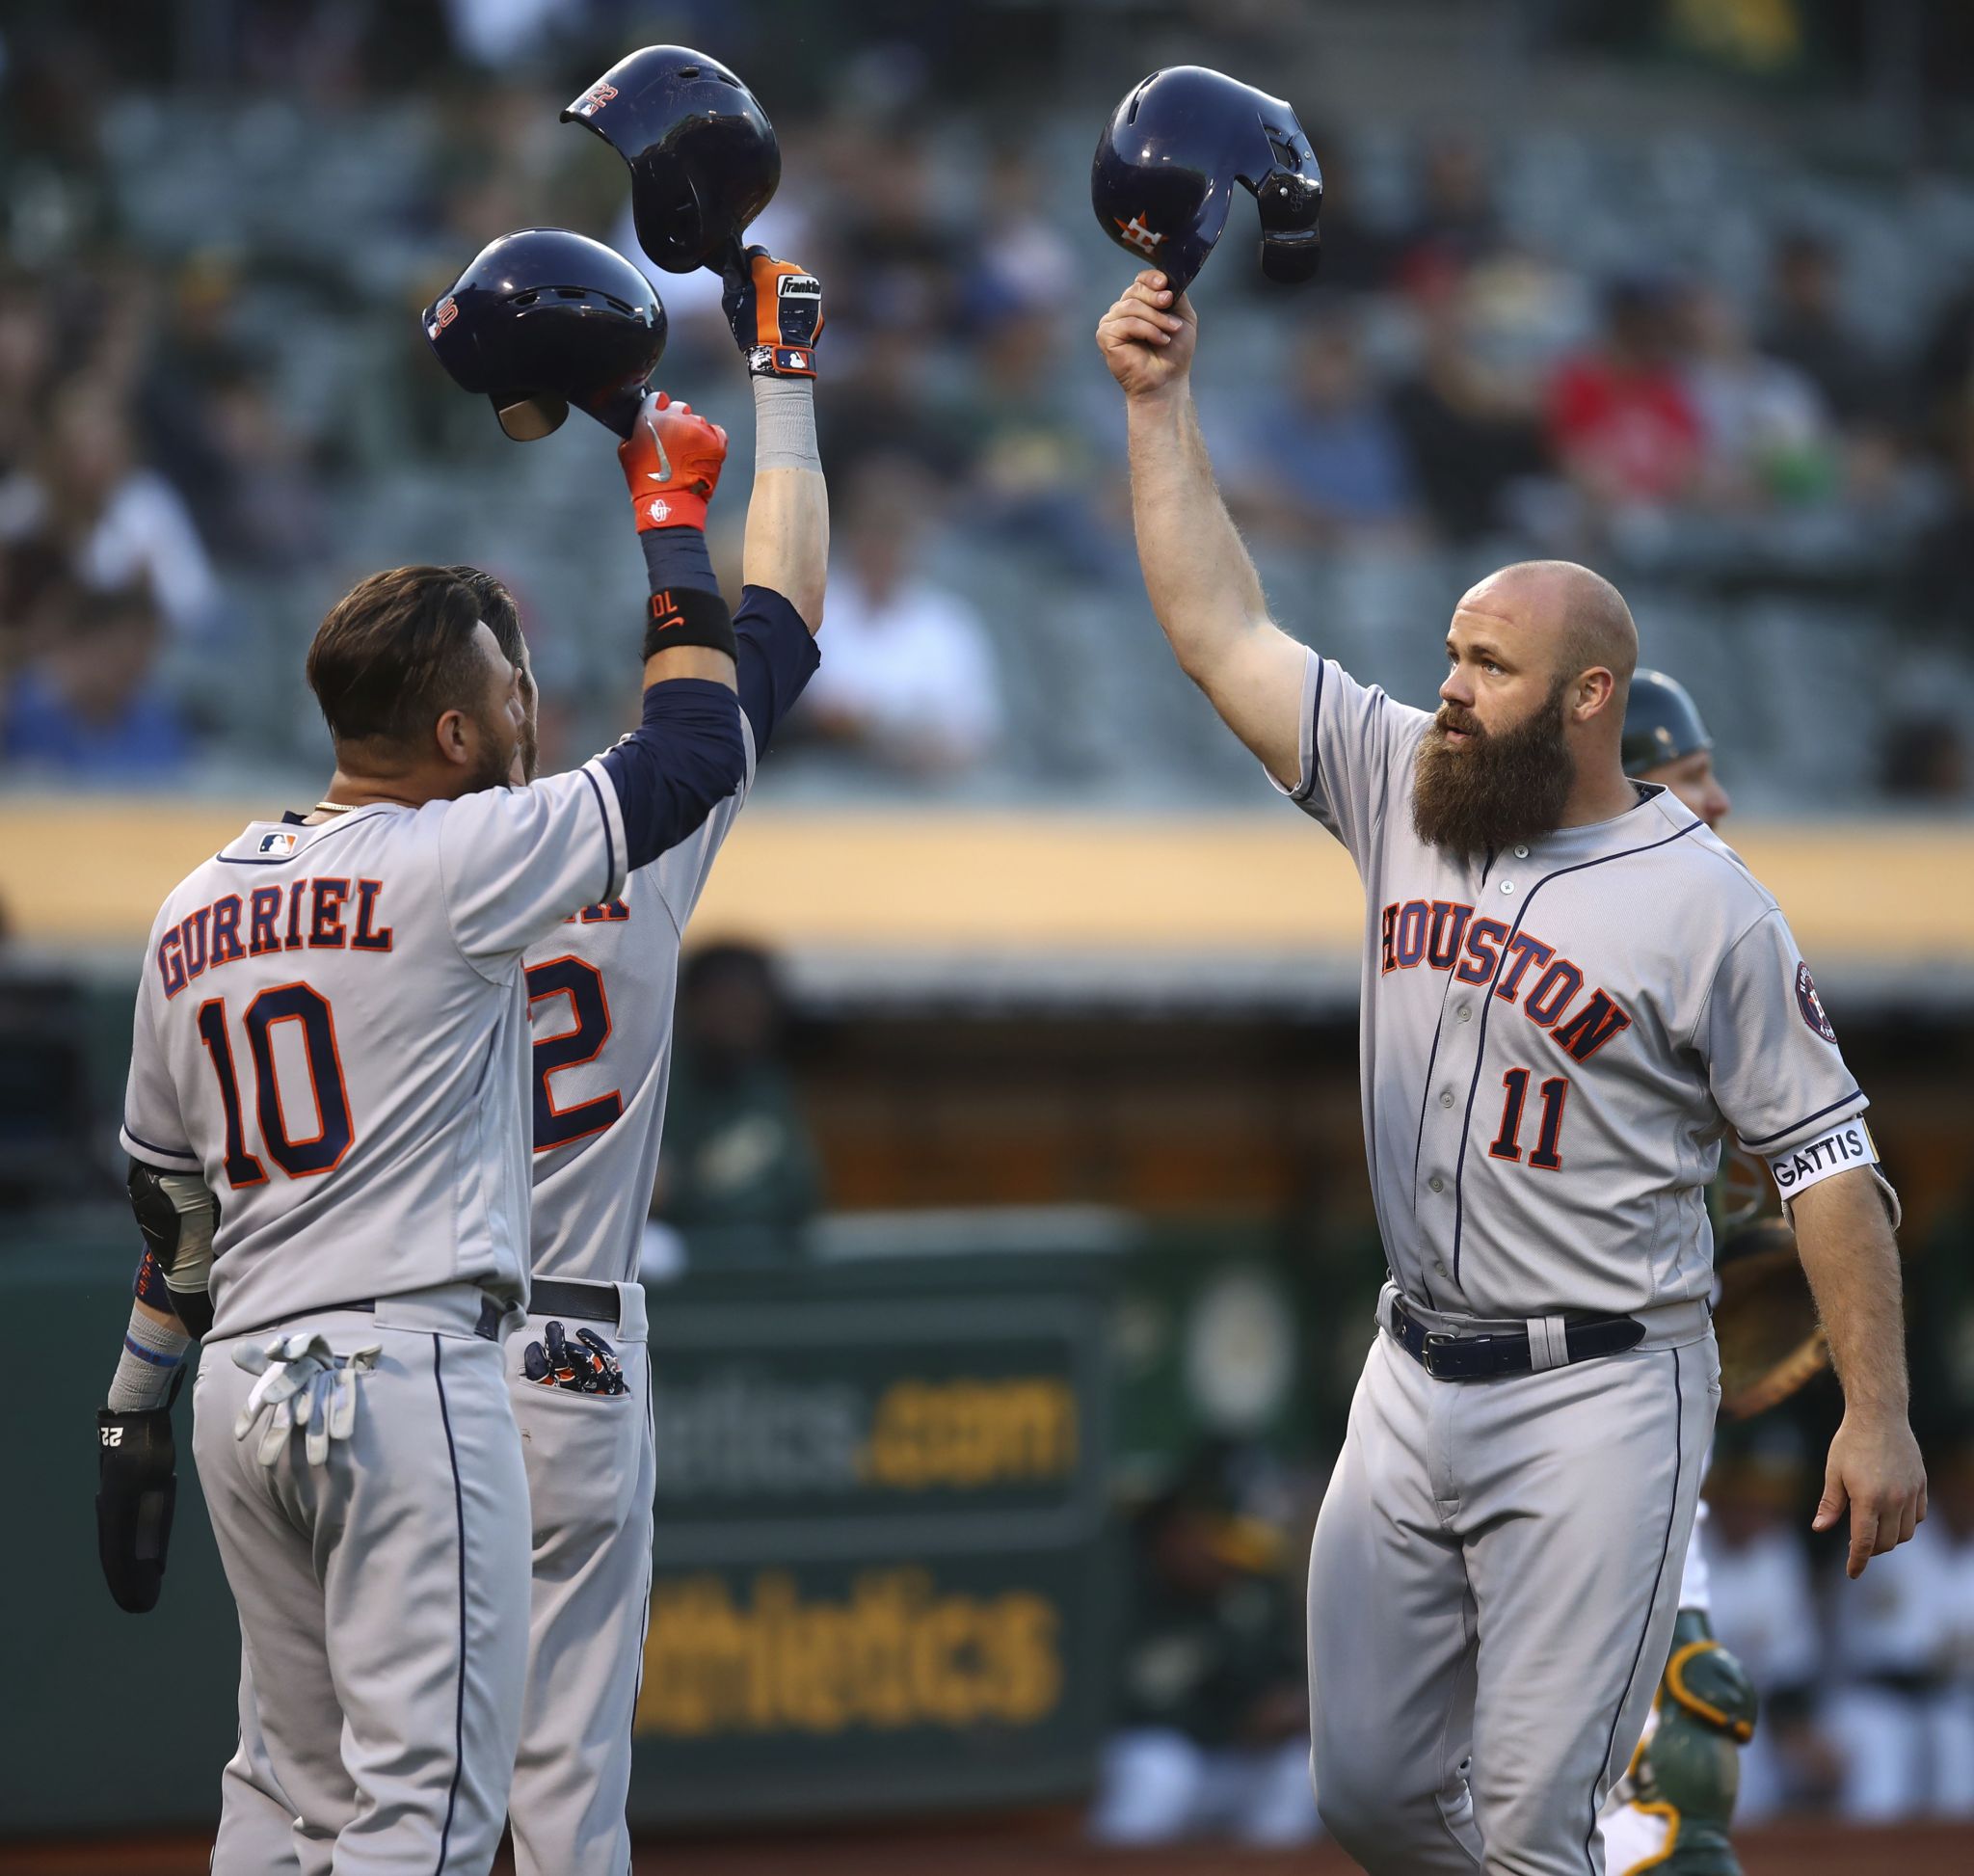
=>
[723,245,828,631]
[1098,270,1309,788]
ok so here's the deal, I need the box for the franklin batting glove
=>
[619,390,729,533]
[721,244,823,379]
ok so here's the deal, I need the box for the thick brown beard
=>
[1412,675,1577,860]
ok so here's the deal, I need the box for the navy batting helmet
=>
[1622,669,1713,777]
[563,46,780,275]
[422,229,666,442]
[1092,67,1322,294]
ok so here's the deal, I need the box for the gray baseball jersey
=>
[1277,648,1873,1322]
[120,763,629,1335]
[523,716,757,1283]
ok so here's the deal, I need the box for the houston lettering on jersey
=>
[158,878,393,998]
[1378,896,1634,1064]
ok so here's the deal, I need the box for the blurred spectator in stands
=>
[0,375,220,637]
[1934,1440,1974,1817]
[200,361,330,568]
[1390,281,1551,544]
[652,943,820,1266]
[1222,315,1423,549]
[1704,1440,1842,1820]
[819,321,974,486]
[800,457,1002,776]
[0,271,54,483]
[1397,135,1503,288]
[821,123,961,345]
[1823,1494,1963,1818]
[1879,715,1969,803]
[1915,269,1974,450]
[964,146,1077,326]
[1678,283,1836,510]
[0,533,68,688]
[1760,231,1892,428]
[1907,417,1974,652]
[1282,136,1400,296]
[1548,277,1703,517]
[0,577,188,776]
[1088,1443,1319,1847]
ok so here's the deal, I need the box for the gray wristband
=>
[753,376,820,474]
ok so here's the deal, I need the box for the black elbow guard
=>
[127,1160,218,1337]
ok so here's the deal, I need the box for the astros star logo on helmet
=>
[1114,214,1165,257]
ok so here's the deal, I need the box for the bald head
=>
[1460,559,1638,696]
[1436,559,1644,827]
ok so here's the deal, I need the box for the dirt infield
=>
[7,1816,1972,1875]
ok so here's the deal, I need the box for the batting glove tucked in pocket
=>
[232,1332,382,1466]
[522,1320,627,1395]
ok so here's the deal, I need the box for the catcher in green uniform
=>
[1596,672,1834,1875]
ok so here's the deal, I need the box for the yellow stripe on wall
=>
[2,800,1969,963]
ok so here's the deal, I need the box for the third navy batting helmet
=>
[1622,669,1713,777]
[422,228,666,442]
[563,45,781,275]
[1092,67,1322,294]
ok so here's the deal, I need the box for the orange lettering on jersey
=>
[162,880,397,991]
[210,895,247,967]
[309,878,351,949]
[248,887,283,955]
[351,878,393,951]
[1378,897,1634,1065]
[158,925,187,999]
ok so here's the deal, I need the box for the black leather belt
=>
[236,1293,509,1343]
[529,1278,621,1328]
[1387,1294,1645,1381]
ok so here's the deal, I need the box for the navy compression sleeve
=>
[734,584,820,748]
[598,678,747,871]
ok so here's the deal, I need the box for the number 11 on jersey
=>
[1489,1068,1568,1172]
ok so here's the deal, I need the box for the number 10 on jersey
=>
[196,985,355,1185]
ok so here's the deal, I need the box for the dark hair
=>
[446,564,522,669]
[306,565,493,750]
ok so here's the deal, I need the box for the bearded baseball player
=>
[1097,270,1926,1875]
[205,248,825,1876]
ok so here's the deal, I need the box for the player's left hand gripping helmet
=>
[562,45,781,274]
[1092,66,1322,294]
[422,228,667,442]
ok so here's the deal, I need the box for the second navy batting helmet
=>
[1622,669,1713,777]
[563,45,780,275]
[422,228,666,442]
[1092,67,1322,294]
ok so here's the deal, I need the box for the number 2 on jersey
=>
[196,985,355,1186]
[1488,1067,1568,1172]
[526,956,624,1150]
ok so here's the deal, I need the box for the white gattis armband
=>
[1767,1115,1897,1224]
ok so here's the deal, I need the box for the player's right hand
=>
[619,390,729,533]
[1096,271,1197,400]
[1814,1407,1927,1578]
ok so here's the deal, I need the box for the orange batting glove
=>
[720,244,823,378]
[618,390,729,532]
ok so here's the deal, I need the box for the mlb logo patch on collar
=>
[257,831,299,856]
